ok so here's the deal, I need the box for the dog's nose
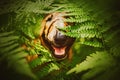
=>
[54,31,67,44]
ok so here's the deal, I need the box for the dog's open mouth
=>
[52,45,67,59]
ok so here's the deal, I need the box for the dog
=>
[39,12,75,60]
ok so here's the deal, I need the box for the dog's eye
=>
[46,15,53,22]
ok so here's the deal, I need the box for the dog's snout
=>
[54,31,67,44]
[58,31,66,38]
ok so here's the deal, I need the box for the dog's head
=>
[40,12,75,60]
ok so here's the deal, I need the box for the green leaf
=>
[67,51,116,75]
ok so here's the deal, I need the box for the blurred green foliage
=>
[0,0,120,80]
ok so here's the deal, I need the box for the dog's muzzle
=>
[54,30,67,46]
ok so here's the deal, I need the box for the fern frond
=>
[29,56,53,69]
[35,62,60,79]
[80,39,103,48]
[67,51,118,80]
[0,31,37,80]
[80,29,102,38]
[0,0,55,15]
[65,15,91,23]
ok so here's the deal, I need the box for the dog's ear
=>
[39,13,51,50]
[39,19,46,37]
[39,13,52,37]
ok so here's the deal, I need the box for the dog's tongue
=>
[53,47,66,55]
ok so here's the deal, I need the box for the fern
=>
[35,62,60,79]
[27,40,53,69]
[63,0,120,80]
[0,31,37,80]
[0,0,54,14]
[67,51,118,80]
[0,0,120,80]
[67,51,116,74]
